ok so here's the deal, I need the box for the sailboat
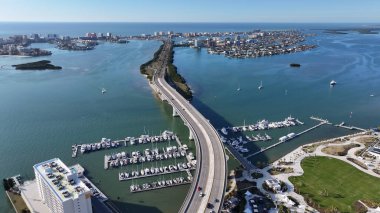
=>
[101,88,107,94]
[237,84,241,91]
[258,81,263,90]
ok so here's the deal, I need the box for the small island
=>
[12,60,62,70]
[290,63,301,68]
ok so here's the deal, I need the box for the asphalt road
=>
[152,41,227,213]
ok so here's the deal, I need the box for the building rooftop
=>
[33,158,91,202]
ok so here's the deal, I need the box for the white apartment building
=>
[33,158,93,213]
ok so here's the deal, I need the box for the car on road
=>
[197,186,202,191]
[207,203,214,209]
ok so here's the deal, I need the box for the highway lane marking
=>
[157,77,216,212]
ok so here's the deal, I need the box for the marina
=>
[104,145,191,169]
[219,116,304,136]
[130,176,193,193]
[244,118,330,159]
[118,162,196,181]
[71,130,178,158]
[2,22,380,213]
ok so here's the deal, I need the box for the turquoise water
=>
[0,40,194,213]
[1,23,380,212]
[173,30,380,164]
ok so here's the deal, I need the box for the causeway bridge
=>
[150,41,227,213]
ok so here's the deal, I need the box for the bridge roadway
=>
[152,41,227,213]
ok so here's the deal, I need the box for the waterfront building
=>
[30,34,40,40]
[194,39,203,48]
[85,33,97,38]
[33,158,93,213]
[47,34,58,40]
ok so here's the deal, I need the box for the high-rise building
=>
[33,158,93,213]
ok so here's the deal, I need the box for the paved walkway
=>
[236,132,380,213]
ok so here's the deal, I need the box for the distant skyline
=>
[1,0,380,23]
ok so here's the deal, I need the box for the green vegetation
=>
[3,178,15,191]
[226,149,241,171]
[250,172,263,179]
[139,42,192,100]
[268,167,294,175]
[165,46,192,100]
[12,60,62,70]
[290,156,380,212]
[140,44,164,81]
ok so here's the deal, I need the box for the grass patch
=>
[289,156,380,212]
[226,150,242,172]
[236,180,256,191]
[251,172,263,179]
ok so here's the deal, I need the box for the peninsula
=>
[140,41,192,100]
[12,60,62,70]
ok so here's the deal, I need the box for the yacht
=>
[258,81,263,90]
[80,145,86,154]
[220,127,228,135]
[330,80,337,86]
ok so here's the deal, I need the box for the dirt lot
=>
[321,143,360,156]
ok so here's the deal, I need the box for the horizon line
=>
[0,21,380,24]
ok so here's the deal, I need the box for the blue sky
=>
[0,0,379,23]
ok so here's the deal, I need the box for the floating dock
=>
[130,179,192,193]
[119,168,195,181]
[335,123,367,132]
[71,131,177,158]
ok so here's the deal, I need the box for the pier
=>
[310,116,332,124]
[104,155,110,169]
[335,123,367,132]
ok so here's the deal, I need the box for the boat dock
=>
[245,119,328,159]
[296,121,327,136]
[220,116,303,135]
[335,123,367,132]
[131,181,192,193]
[310,116,332,124]
[130,176,192,193]
[104,155,110,169]
[71,130,177,158]
[72,145,79,158]
[119,168,195,181]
